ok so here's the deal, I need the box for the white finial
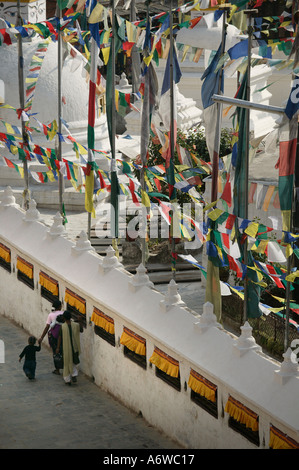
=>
[160,279,186,312]
[99,245,122,274]
[194,302,222,332]
[72,231,95,253]
[119,72,129,88]
[275,348,299,385]
[0,186,18,208]
[48,212,66,237]
[23,199,41,222]
[233,321,261,356]
[129,263,154,292]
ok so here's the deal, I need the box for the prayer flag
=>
[159,43,182,200]
[275,83,299,232]
[232,71,262,319]
[106,16,122,238]
[201,37,226,322]
[201,39,225,203]
[140,21,158,167]
[85,35,98,218]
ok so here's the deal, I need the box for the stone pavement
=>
[0,314,183,450]
[0,207,203,450]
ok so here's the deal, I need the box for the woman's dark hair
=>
[52,300,62,310]
[63,310,72,320]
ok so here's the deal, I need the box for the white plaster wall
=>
[0,202,298,449]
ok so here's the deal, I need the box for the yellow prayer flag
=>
[141,189,151,208]
[252,239,268,254]
[286,243,293,259]
[205,259,221,322]
[17,165,24,179]
[143,54,154,67]
[10,145,18,155]
[280,21,291,28]
[203,200,218,212]
[4,122,14,135]
[102,46,110,65]
[47,120,57,141]
[115,90,119,111]
[286,272,299,282]
[31,55,43,62]
[208,207,223,221]
[88,3,104,23]
[282,210,291,232]
[102,29,111,65]
[25,77,38,84]
[125,20,133,42]
[77,142,88,155]
[46,171,55,182]
[180,223,192,241]
[85,171,95,218]
[244,222,259,238]
[230,286,244,299]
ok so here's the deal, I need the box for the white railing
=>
[0,190,298,449]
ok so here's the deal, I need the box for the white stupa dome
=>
[0,36,110,148]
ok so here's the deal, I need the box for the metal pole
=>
[110,0,118,244]
[56,5,64,220]
[140,1,149,267]
[16,0,30,210]
[284,225,293,351]
[130,0,141,107]
[284,3,299,351]
[211,5,230,203]
[130,0,136,101]
[87,38,98,240]
[242,9,257,323]
[212,94,285,115]
[169,0,177,281]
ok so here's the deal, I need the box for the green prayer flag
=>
[233,71,262,319]
[106,20,122,239]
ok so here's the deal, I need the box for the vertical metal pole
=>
[169,0,177,281]
[16,0,30,210]
[285,2,299,350]
[130,0,136,101]
[284,228,293,351]
[243,9,257,323]
[211,6,229,203]
[87,38,98,240]
[140,1,149,267]
[110,0,118,244]
[130,0,140,105]
[130,0,136,22]
[56,5,64,219]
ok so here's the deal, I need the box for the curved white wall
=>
[0,200,298,449]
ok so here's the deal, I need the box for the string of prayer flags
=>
[25,40,50,113]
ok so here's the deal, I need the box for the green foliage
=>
[143,126,233,206]
[176,126,233,162]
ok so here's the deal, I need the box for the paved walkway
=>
[0,314,182,450]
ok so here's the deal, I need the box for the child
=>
[19,336,41,380]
